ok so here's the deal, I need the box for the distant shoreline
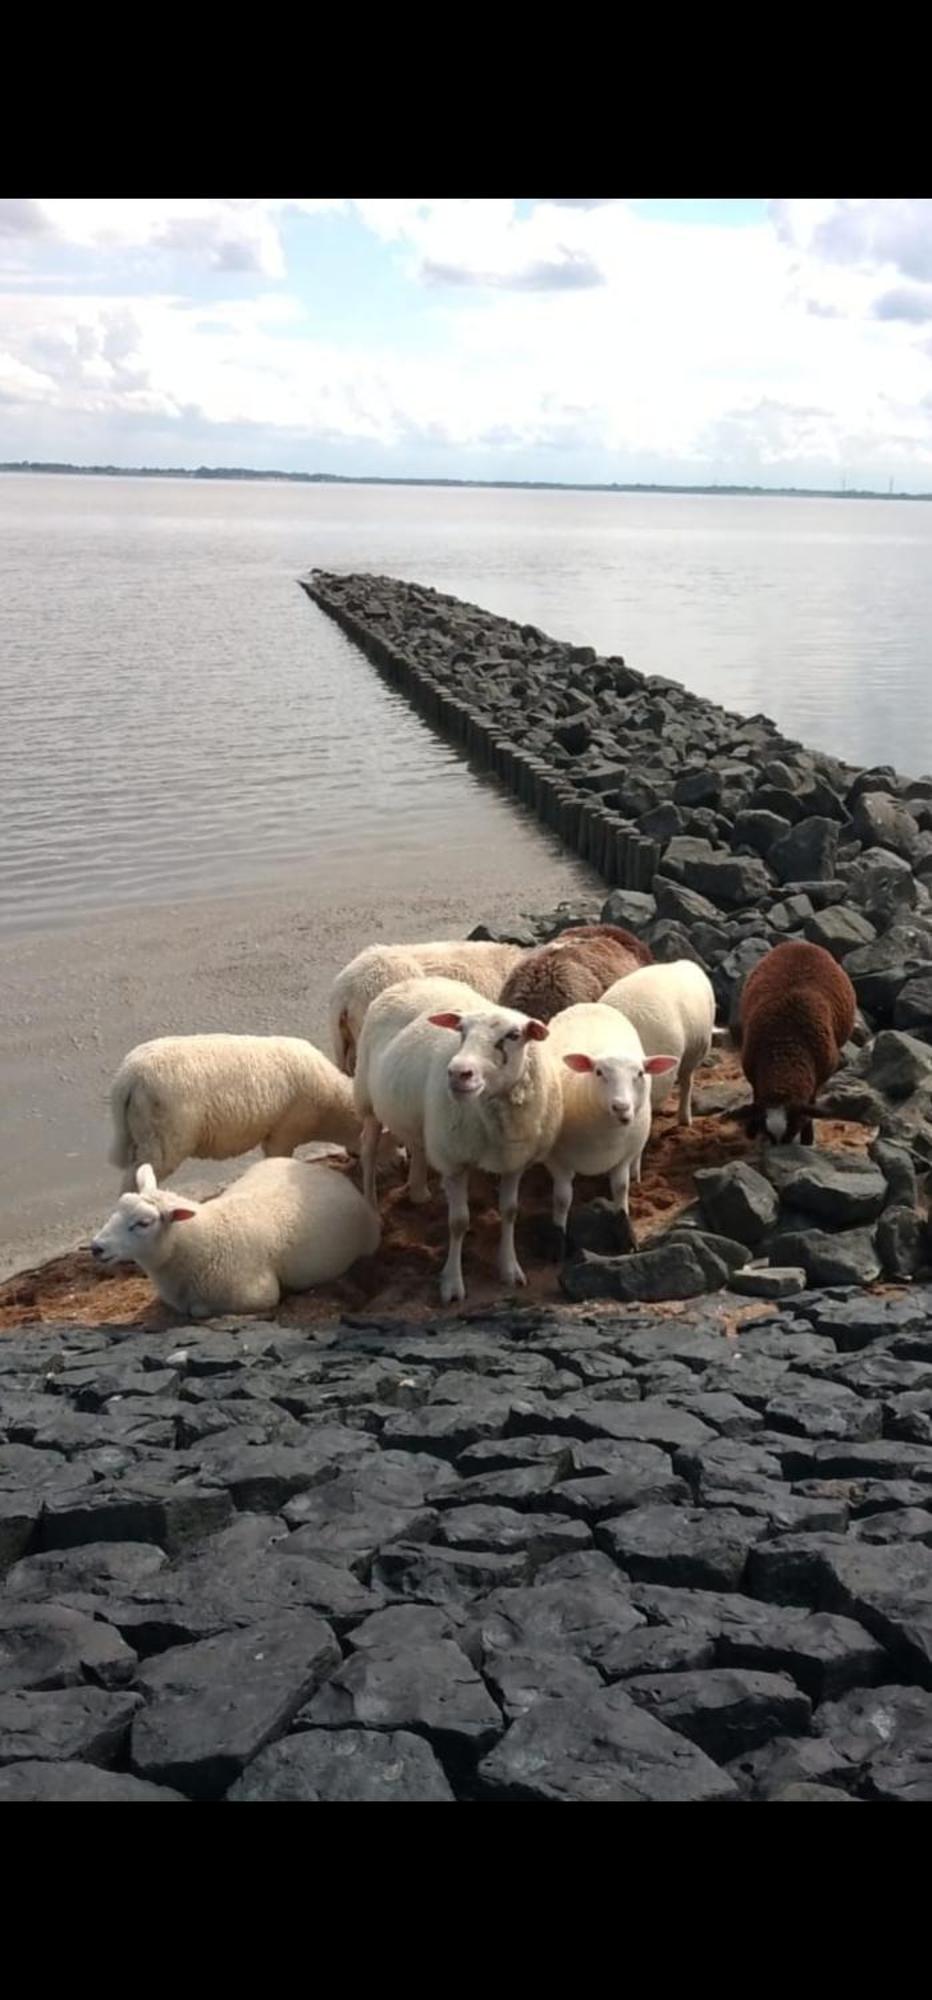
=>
[1,460,929,502]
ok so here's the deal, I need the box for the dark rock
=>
[625,1667,810,1760]
[0,1760,187,1801]
[654,878,721,926]
[850,792,923,863]
[477,1686,738,1801]
[0,1686,141,1768]
[280,1457,439,1570]
[467,1561,643,1676]
[894,972,932,1037]
[844,926,932,1022]
[623,1585,887,1702]
[770,817,839,885]
[481,1649,603,1722]
[434,1505,589,1565]
[803,906,876,959]
[763,1375,881,1442]
[4,1541,169,1607]
[372,1543,530,1606]
[694,1162,780,1247]
[869,1137,918,1207]
[814,1684,932,1802]
[561,1240,725,1303]
[767,1781,857,1800]
[769,893,815,933]
[733,809,793,857]
[565,1199,637,1259]
[858,1028,932,1100]
[876,1206,926,1280]
[228,1728,455,1801]
[37,1478,233,1557]
[305,1636,502,1758]
[598,1505,757,1590]
[775,1228,881,1288]
[131,1611,340,1800]
[0,1604,136,1695]
[761,1148,887,1227]
[729,1266,808,1299]
[599,889,656,932]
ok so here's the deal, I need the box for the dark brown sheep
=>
[499,924,653,1024]
[734,940,856,1145]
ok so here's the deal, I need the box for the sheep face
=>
[564,1050,678,1125]
[90,1164,196,1265]
[429,1008,549,1102]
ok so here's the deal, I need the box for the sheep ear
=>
[644,1054,679,1075]
[429,1012,462,1031]
[563,1052,594,1073]
[168,1205,197,1224]
[136,1164,157,1195]
[524,1019,549,1042]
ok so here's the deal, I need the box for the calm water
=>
[3,475,932,935]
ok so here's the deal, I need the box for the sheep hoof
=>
[500,1260,527,1290]
[440,1272,466,1305]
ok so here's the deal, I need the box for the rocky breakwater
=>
[304,570,932,1300]
[3,1294,932,1801]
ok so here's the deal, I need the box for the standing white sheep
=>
[422,1002,564,1305]
[109,1035,365,1189]
[90,1158,381,1318]
[353,976,490,1209]
[329,939,523,1073]
[601,961,716,1127]
[544,1002,678,1247]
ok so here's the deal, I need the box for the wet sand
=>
[0,839,599,1281]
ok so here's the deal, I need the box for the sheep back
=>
[601,960,715,1108]
[499,928,651,1023]
[739,941,857,1106]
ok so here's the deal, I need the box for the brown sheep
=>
[499,924,654,1024]
[733,940,856,1145]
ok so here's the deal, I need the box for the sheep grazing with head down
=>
[352,974,491,1208]
[109,1035,366,1190]
[733,940,857,1145]
[497,924,653,1025]
[329,938,524,1074]
[90,1158,381,1318]
[544,1002,678,1250]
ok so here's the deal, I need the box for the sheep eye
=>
[130,1217,152,1232]
[507,1029,520,1042]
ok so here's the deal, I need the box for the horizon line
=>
[1,460,929,502]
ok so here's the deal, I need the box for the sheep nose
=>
[90,1242,105,1259]
[454,1066,475,1083]
[613,1105,632,1124]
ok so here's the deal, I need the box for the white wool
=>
[765,1107,789,1142]
[91,1158,380,1318]
[543,1001,678,1236]
[329,939,523,1073]
[353,977,489,1206]
[422,1003,564,1304]
[601,959,716,1126]
[109,1035,363,1188]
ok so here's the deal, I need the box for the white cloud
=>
[3,198,932,483]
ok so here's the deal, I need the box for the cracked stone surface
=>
[2,1295,932,1800]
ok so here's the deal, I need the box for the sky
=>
[2,197,932,487]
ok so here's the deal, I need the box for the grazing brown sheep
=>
[499,925,653,1024]
[733,940,857,1145]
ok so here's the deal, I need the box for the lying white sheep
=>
[109,1035,365,1189]
[353,975,490,1208]
[422,1002,564,1304]
[329,939,523,1074]
[601,960,716,1127]
[544,1002,677,1245]
[90,1158,381,1318]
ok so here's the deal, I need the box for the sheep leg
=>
[361,1115,383,1209]
[405,1141,431,1205]
[609,1160,638,1253]
[497,1170,527,1291]
[440,1171,470,1304]
[547,1165,574,1263]
[678,1064,696,1127]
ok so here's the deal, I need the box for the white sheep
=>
[422,1002,564,1305]
[544,1002,678,1245]
[601,960,716,1128]
[329,939,524,1073]
[90,1158,381,1318]
[108,1035,365,1189]
[353,975,490,1208]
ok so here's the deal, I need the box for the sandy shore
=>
[0,839,598,1281]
